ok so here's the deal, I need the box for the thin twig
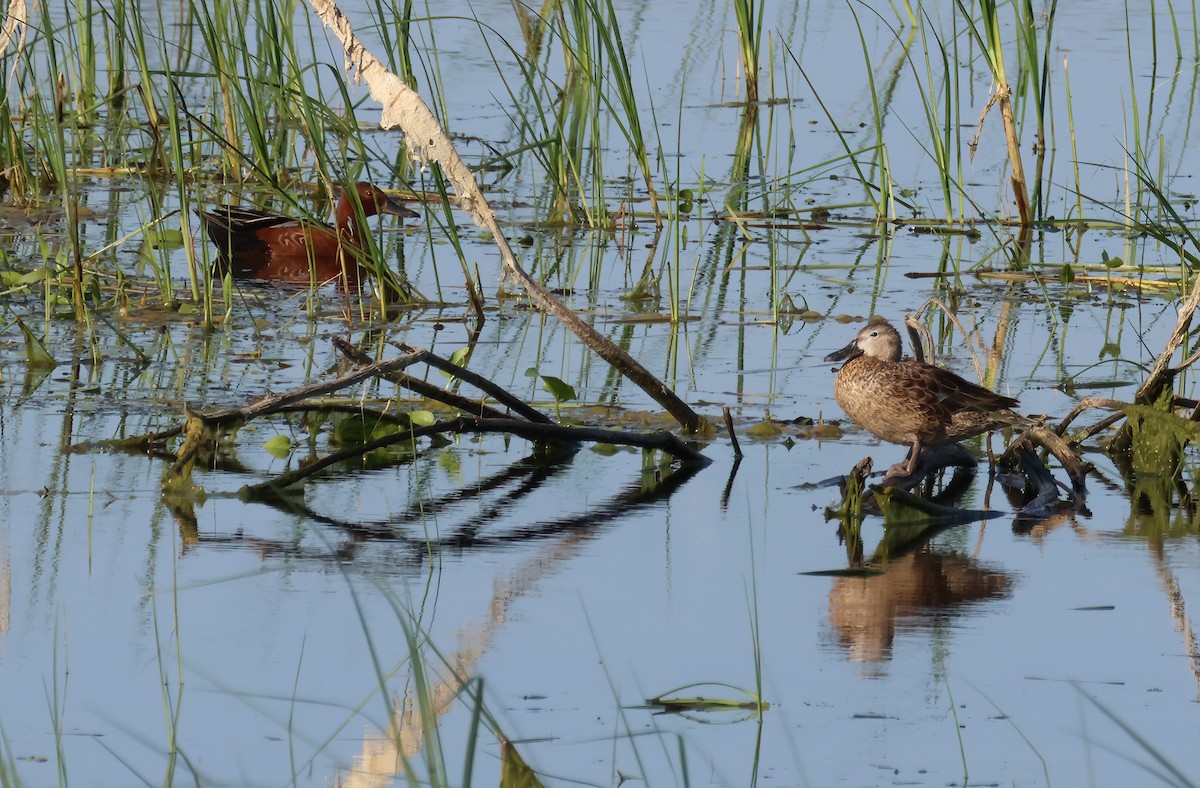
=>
[333,338,514,420]
[722,406,743,459]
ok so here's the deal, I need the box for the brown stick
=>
[391,342,553,424]
[1054,397,1128,435]
[332,338,515,421]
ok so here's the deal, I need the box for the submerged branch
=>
[148,336,710,495]
[243,415,709,497]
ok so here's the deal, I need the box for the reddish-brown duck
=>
[199,182,419,284]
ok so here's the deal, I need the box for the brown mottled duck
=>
[824,317,1025,478]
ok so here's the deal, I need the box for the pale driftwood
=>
[302,0,708,433]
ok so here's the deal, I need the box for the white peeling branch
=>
[0,0,25,56]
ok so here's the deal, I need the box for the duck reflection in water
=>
[824,548,1013,668]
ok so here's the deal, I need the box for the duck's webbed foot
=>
[883,442,980,489]
[882,441,923,481]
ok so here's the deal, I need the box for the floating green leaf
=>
[144,228,185,249]
[409,409,436,427]
[331,414,402,445]
[263,434,293,458]
[646,681,769,714]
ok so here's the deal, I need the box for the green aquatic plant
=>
[645,682,769,715]
[525,366,577,420]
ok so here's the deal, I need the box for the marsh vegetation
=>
[0,0,1199,785]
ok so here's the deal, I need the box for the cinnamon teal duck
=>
[198,182,419,284]
[824,317,1024,478]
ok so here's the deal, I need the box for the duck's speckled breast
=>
[832,356,949,445]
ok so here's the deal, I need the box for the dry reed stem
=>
[970,83,1031,226]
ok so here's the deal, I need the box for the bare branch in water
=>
[301,0,709,433]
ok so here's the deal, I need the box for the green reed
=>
[557,0,607,226]
[372,579,524,787]
[595,0,660,221]
[67,0,96,121]
[367,0,417,82]
[847,4,899,220]
[105,0,126,106]
[1062,55,1083,223]
[122,0,166,173]
[491,0,662,227]
[1017,0,1057,220]
[0,726,19,788]
[733,0,765,104]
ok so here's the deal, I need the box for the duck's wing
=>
[197,206,299,234]
[914,362,1019,413]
